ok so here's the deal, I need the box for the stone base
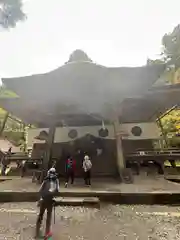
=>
[120,168,134,184]
[0,191,180,205]
[55,197,100,208]
[1,176,180,204]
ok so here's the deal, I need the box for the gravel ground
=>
[0,203,180,239]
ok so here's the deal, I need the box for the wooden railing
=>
[126,149,180,158]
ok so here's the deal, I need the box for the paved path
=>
[0,203,180,239]
[0,176,180,193]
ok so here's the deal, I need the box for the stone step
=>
[55,197,100,208]
[165,174,180,178]
[165,175,180,182]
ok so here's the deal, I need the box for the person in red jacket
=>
[65,156,76,188]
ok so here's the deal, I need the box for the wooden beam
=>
[157,105,178,120]
[8,115,23,124]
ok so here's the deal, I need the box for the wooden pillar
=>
[40,124,56,182]
[23,125,27,153]
[46,125,56,169]
[112,111,133,183]
[112,115,125,172]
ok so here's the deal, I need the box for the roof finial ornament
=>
[66,49,92,63]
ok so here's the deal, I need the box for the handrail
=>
[126,150,180,157]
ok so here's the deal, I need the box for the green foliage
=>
[2,114,25,146]
[0,86,19,98]
[0,0,26,146]
[0,85,27,147]
[161,109,180,147]
[148,24,180,70]
[147,59,165,65]
[148,24,180,147]
[161,25,180,68]
[2,130,24,146]
[161,110,180,134]
[0,0,26,29]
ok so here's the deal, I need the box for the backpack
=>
[41,178,58,199]
[67,159,73,169]
[85,160,92,171]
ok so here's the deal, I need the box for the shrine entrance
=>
[52,134,117,178]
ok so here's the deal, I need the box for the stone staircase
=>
[55,197,100,208]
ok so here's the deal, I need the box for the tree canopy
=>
[147,24,180,147]
[161,25,180,69]
[148,24,180,70]
[160,109,180,147]
[0,0,25,29]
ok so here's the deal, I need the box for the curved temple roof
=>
[0,50,169,125]
[0,85,180,126]
[2,50,166,115]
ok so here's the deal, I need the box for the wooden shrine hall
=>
[1,49,180,182]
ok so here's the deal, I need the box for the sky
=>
[0,0,180,78]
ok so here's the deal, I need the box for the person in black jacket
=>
[35,167,60,238]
